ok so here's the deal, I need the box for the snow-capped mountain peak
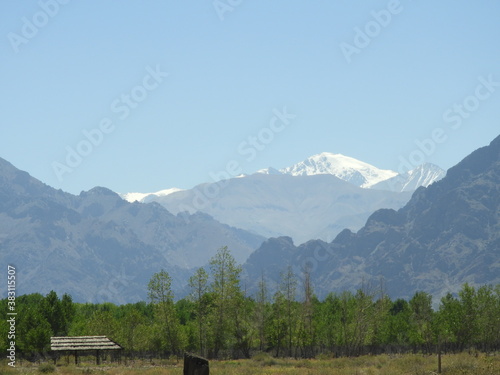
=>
[255,167,282,175]
[120,187,183,203]
[371,162,446,192]
[280,152,398,188]
[120,153,446,202]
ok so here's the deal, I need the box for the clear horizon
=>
[1,1,499,195]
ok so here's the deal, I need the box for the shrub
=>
[251,352,277,366]
[315,352,334,360]
[38,363,56,373]
[251,352,271,362]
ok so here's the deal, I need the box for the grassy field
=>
[2,352,499,375]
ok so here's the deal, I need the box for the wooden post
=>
[437,336,442,374]
[96,350,100,365]
[74,351,78,365]
[183,353,209,375]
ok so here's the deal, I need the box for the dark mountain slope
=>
[0,158,265,303]
[243,135,500,301]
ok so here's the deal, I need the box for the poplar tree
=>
[475,285,500,351]
[189,267,209,357]
[148,269,182,355]
[254,273,270,352]
[298,267,316,357]
[120,309,144,354]
[280,266,298,357]
[409,291,434,351]
[457,283,478,349]
[269,289,287,357]
[209,246,242,358]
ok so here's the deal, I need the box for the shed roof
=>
[51,336,123,351]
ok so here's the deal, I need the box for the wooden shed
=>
[51,336,123,365]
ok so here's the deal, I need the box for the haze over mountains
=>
[243,135,500,301]
[122,153,445,243]
[1,138,497,304]
[0,158,264,302]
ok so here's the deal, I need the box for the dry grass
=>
[1,352,499,375]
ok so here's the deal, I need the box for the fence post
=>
[183,352,209,375]
[437,337,442,374]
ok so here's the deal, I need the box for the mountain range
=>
[242,135,500,301]
[0,158,264,303]
[122,153,445,244]
[1,137,497,304]
[258,152,400,188]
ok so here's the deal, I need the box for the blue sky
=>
[1,1,499,195]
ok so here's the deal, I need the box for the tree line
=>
[1,246,499,359]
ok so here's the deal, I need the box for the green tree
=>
[316,292,341,353]
[297,267,316,358]
[148,269,183,355]
[387,299,412,350]
[409,291,434,351]
[42,291,66,336]
[87,310,118,338]
[281,266,298,357]
[338,291,356,355]
[119,309,145,354]
[232,294,254,358]
[338,289,373,356]
[14,294,52,353]
[189,267,210,357]
[437,293,461,348]
[475,285,499,351]
[254,273,270,352]
[209,246,243,358]
[18,307,52,353]
[370,294,392,349]
[60,293,76,335]
[269,289,287,356]
[457,283,477,349]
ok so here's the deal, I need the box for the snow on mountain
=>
[116,153,445,244]
[263,152,398,188]
[403,163,447,190]
[371,163,446,192]
[120,192,150,203]
[256,167,282,175]
[120,153,445,203]
[257,153,445,191]
[120,187,183,203]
